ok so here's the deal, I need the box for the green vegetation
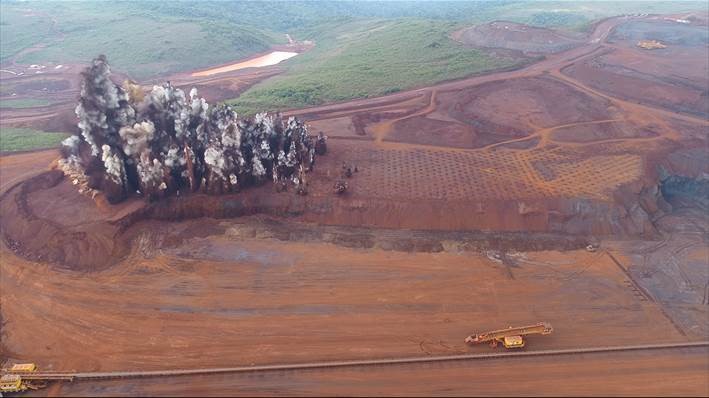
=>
[0,98,56,108]
[2,0,707,108]
[0,1,284,79]
[0,7,54,61]
[127,1,709,32]
[230,19,523,114]
[0,127,69,152]
[227,0,707,112]
[491,1,707,28]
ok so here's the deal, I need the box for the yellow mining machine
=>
[637,40,667,50]
[0,363,72,394]
[465,322,553,349]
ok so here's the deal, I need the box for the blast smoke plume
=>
[63,56,319,203]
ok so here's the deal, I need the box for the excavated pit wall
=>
[0,169,670,272]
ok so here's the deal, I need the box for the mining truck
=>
[465,322,553,349]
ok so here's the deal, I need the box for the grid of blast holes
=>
[318,143,642,201]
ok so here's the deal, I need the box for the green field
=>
[0,98,57,108]
[226,0,707,113]
[2,1,706,107]
[230,19,525,114]
[0,6,54,61]
[0,127,69,152]
[0,2,285,80]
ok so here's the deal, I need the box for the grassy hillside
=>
[228,0,707,113]
[0,2,285,80]
[230,19,525,114]
[0,6,54,61]
[0,98,57,108]
[130,1,709,31]
[2,0,706,106]
[0,127,69,152]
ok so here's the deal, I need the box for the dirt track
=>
[1,11,708,396]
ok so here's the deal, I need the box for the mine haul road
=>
[285,14,708,131]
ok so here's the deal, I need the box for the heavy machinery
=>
[0,363,73,394]
[465,322,553,349]
[8,363,37,373]
[1,374,25,393]
[333,180,348,194]
[637,39,666,50]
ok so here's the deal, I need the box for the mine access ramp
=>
[465,322,553,348]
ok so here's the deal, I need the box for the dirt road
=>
[285,17,626,118]
[288,14,706,154]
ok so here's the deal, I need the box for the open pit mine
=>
[0,9,707,397]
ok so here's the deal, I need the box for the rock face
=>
[0,166,674,272]
[0,170,125,268]
[653,145,709,212]
[660,175,709,211]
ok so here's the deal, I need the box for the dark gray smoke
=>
[64,56,319,203]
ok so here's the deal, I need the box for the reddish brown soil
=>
[562,19,709,118]
[551,120,660,143]
[395,76,617,148]
[0,149,59,192]
[563,57,708,117]
[47,347,709,396]
[0,65,82,133]
[1,12,705,282]
[1,13,708,396]
[386,115,474,148]
[0,231,690,372]
[454,21,584,54]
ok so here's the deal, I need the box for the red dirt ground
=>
[384,75,618,148]
[1,13,708,396]
[562,18,708,118]
[47,347,709,396]
[0,232,690,371]
[453,21,584,54]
